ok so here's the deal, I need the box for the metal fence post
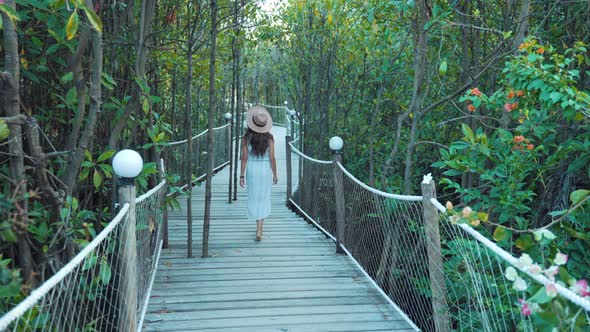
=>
[421,176,450,332]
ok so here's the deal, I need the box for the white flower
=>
[517,254,533,269]
[544,266,559,281]
[533,229,556,242]
[422,173,433,184]
[462,206,473,217]
[450,215,460,224]
[546,283,558,297]
[513,277,528,291]
[554,252,568,266]
[445,201,454,211]
[528,264,542,275]
[505,267,518,281]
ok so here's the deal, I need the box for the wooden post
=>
[118,180,138,332]
[332,153,345,254]
[286,135,292,204]
[227,120,233,203]
[421,178,450,332]
[159,158,169,249]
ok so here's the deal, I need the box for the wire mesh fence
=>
[160,124,230,188]
[286,138,590,331]
[0,180,169,332]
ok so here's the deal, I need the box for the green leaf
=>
[570,189,590,205]
[549,91,562,103]
[99,259,112,285]
[142,98,150,114]
[66,87,77,107]
[82,7,103,32]
[493,226,512,243]
[66,11,79,41]
[461,123,475,142]
[0,120,9,141]
[97,150,115,162]
[60,72,74,84]
[528,287,553,304]
[82,254,98,271]
[0,4,21,22]
[515,234,535,251]
[93,171,103,189]
[438,60,447,76]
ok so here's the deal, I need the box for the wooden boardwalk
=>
[143,127,418,331]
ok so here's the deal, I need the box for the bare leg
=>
[256,220,262,241]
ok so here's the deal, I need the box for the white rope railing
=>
[431,198,590,312]
[1,115,236,331]
[337,162,423,201]
[287,137,590,331]
[0,204,130,331]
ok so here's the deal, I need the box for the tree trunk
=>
[203,0,218,258]
[403,0,430,194]
[62,2,103,196]
[1,0,35,284]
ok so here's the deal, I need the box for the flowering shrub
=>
[436,38,590,330]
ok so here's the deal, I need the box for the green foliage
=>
[79,150,115,192]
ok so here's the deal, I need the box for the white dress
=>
[246,145,272,221]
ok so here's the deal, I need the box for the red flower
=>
[517,90,525,97]
[537,47,545,54]
[507,90,515,99]
[467,104,476,112]
[504,103,513,112]
[514,136,525,143]
[511,102,519,110]
[471,88,482,97]
[526,144,534,150]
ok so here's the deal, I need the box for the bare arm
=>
[269,138,278,184]
[239,138,248,187]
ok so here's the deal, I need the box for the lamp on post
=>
[224,112,233,204]
[329,136,346,254]
[287,109,296,137]
[112,149,143,332]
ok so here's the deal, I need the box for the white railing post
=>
[421,174,450,332]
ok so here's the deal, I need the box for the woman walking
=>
[239,106,278,241]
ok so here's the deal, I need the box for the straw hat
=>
[246,106,273,133]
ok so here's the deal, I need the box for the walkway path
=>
[143,127,417,331]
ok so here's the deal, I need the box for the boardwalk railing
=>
[0,125,232,332]
[267,104,590,331]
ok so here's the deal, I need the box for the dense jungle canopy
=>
[1,0,589,329]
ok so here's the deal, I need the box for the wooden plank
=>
[143,312,408,330]
[144,126,418,331]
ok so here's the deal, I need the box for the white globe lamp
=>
[224,112,232,120]
[329,136,344,153]
[113,149,143,179]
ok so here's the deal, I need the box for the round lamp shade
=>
[284,101,288,105]
[224,112,232,120]
[329,136,344,151]
[113,149,143,178]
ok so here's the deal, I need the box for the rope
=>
[431,198,590,312]
[337,162,423,202]
[288,142,332,164]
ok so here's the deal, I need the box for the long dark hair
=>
[243,128,273,157]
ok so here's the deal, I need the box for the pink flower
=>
[519,299,532,317]
[528,264,542,275]
[574,279,590,297]
[546,283,558,297]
